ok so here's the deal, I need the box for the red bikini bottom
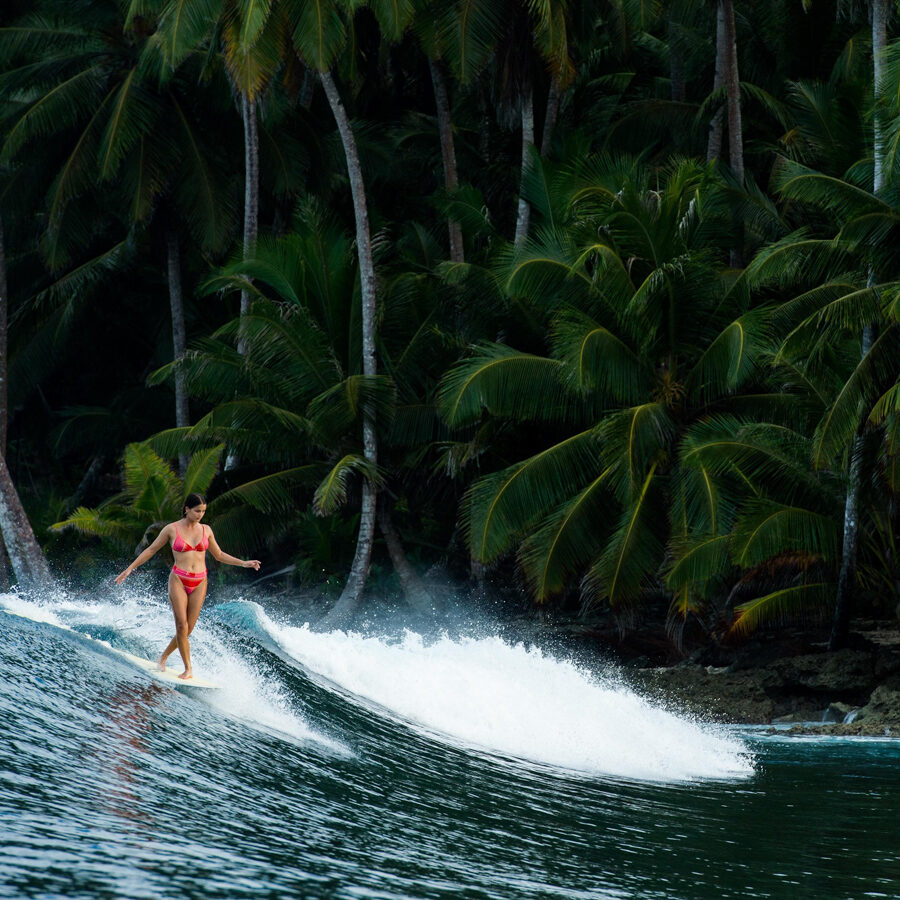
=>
[172,565,207,595]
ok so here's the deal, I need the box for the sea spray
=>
[255,609,755,782]
[0,591,343,753]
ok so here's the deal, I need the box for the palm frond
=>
[518,468,616,601]
[438,343,576,427]
[313,454,384,515]
[731,582,833,636]
[463,428,603,563]
[730,500,840,568]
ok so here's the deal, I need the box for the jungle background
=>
[4,0,900,669]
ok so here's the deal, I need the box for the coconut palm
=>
[0,1,238,447]
[438,155,780,628]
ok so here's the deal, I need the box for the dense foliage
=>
[3,0,900,650]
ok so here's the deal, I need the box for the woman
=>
[115,493,260,680]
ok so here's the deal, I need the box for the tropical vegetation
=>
[3,0,900,655]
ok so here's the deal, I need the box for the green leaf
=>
[313,454,384,515]
[438,343,575,427]
[464,428,603,563]
[182,445,225,497]
[731,583,833,636]
[518,468,616,601]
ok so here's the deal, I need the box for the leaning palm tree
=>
[438,155,778,629]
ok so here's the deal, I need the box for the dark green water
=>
[1,593,898,899]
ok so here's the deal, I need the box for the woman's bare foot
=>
[178,669,194,680]
[157,654,169,672]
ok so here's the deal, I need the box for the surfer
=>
[114,493,261,680]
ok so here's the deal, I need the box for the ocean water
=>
[1,588,898,899]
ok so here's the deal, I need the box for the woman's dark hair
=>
[183,493,206,515]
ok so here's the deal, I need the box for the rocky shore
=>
[626,620,900,735]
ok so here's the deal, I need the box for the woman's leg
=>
[160,571,192,676]
[185,578,208,637]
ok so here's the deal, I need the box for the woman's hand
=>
[115,568,131,585]
[243,560,261,571]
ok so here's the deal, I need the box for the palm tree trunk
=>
[228,94,260,472]
[240,93,259,324]
[166,228,189,476]
[0,454,51,591]
[429,58,464,264]
[514,87,535,247]
[540,73,561,158]
[723,0,743,188]
[379,503,435,617]
[830,0,888,650]
[319,70,379,626]
[706,3,727,162]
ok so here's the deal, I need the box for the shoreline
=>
[622,620,900,736]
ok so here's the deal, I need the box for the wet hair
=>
[183,493,206,516]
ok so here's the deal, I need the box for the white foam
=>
[260,615,754,782]
[1,592,345,754]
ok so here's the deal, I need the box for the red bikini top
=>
[173,524,209,553]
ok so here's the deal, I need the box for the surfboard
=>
[2,605,220,690]
[111,648,220,689]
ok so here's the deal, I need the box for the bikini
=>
[172,525,209,594]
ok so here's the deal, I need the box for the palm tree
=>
[52,442,223,555]
[1,2,237,454]
[438,156,777,627]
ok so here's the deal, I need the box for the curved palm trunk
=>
[319,70,379,628]
[830,0,888,650]
[514,87,535,247]
[429,58,464,264]
[166,228,189,476]
[0,454,51,591]
[379,504,435,616]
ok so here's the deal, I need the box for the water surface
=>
[1,591,897,899]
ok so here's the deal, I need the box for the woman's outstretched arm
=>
[115,525,173,584]
[207,529,260,570]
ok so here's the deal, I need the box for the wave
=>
[249,604,755,782]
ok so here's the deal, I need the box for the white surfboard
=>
[111,648,220,689]
[2,605,220,690]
